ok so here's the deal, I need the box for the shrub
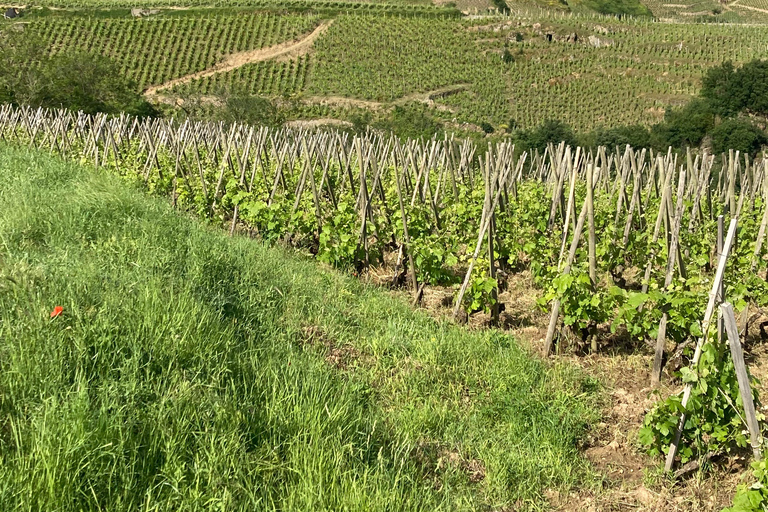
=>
[711,118,767,157]
[515,119,578,152]
[702,60,768,117]
[374,104,443,141]
[593,124,651,150]
[0,33,155,117]
[651,99,715,149]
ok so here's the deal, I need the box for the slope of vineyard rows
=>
[12,9,768,130]
[4,106,768,512]
[6,0,768,508]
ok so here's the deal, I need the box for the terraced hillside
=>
[9,8,768,131]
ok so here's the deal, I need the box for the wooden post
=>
[665,219,738,472]
[721,302,763,460]
[651,170,686,385]
[586,163,598,353]
[544,199,589,356]
[717,216,725,344]
[587,163,597,286]
[452,164,511,320]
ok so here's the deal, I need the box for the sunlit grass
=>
[0,144,599,511]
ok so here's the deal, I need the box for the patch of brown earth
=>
[145,20,333,96]
[362,260,764,511]
[300,323,373,370]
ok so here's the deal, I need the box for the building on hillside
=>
[4,8,19,18]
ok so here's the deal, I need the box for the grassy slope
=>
[0,144,599,511]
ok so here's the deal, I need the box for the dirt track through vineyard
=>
[144,20,333,96]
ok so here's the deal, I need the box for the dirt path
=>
[730,1,768,14]
[299,83,470,110]
[382,267,760,511]
[144,20,333,96]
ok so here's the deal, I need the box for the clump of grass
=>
[0,144,599,511]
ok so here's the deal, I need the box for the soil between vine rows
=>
[363,260,768,511]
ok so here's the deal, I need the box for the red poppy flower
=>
[50,306,63,319]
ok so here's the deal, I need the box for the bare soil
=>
[364,263,768,511]
[144,20,334,96]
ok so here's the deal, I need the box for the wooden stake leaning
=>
[721,302,763,461]
[544,199,589,356]
[665,218,738,472]
[651,169,686,385]
[452,162,512,321]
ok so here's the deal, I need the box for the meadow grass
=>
[0,144,599,511]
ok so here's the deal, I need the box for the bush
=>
[218,94,285,128]
[514,119,578,152]
[702,60,768,118]
[593,124,651,150]
[373,104,443,141]
[651,99,715,149]
[0,33,156,117]
[711,118,767,157]
[44,53,157,117]
[481,122,495,134]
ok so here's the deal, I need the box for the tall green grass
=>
[0,144,599,511]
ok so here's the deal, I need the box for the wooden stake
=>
[721,302,763,460]
[665,219,738,472]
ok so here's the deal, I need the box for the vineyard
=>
[4,95,768,506]
[28,14,321,91]
[0,141,604,511]
[4,104,768,366]
[171,55,313,96]
[9,9,768,131]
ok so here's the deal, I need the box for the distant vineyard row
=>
[19,10,768,129]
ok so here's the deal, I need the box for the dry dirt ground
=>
[144,20,334,96]
[365,265,768,511]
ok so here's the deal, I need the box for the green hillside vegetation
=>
[5,7,768,133]
[0,143,599,511]
[26,13,321,91]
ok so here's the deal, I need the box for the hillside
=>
[0,143,599,511]
[3,6,768,132]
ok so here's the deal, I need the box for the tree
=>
[651,99,714,149]
[702,60,768,118]
[373,105,443,141]
[711,118,767,157]
[217,93,285,128]
[593,124,651,149]
[44,53,156,117]
[0,31,156,117]
[514,120,578,152]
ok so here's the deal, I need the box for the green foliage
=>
[711,118,767,157]
[0,143,600,511]
[515,120,578,153]
[19,9,768,132]
[489,0,509,13]
[723,460,768,511]
[593,124,651,150]
[638,334,757,465]
[177,90,286,128]
[0,32,155,116]
[540,268,612,332]
[458,258,498,314]
[572,0,652,17]
[373,105,444,141]
[318,200,363,267]
[651,99,715,149]
[702,60,768,118]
